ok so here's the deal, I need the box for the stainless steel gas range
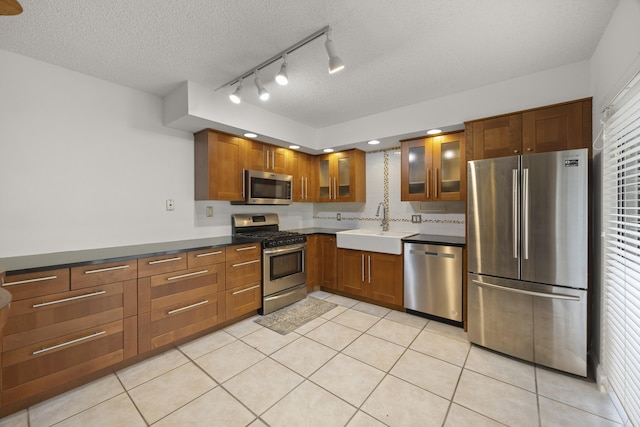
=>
[232,213,307,314]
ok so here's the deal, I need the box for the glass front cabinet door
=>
[316,150,366,203]
[401,132,465,201]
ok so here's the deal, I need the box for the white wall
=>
[0,50,282,257]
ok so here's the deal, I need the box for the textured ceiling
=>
[0,0,617,128]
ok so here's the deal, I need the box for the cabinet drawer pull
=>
[232,284,260,295]
[85,265,130,274]
[32,331,106,355]
[2,275,58,287]
[235,246,257,252]
[231,259,260,268]
[166,270,209,281]
[148,257,182,265]
[33,290,107,308]
[167,300,209,315]
[196,251,222,258]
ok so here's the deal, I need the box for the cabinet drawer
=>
[225,282,261,320]
[187,248,225,268]
[1,269,70,301]
[150,292,224,349]
[71,260,137,289]
[225,257,261,289]
[225,244,261,263]
[137,252,187,277]
[2,282,126,352]
[2,319,129,406]
[149,264,224,293]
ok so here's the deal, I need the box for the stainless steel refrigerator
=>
[467,148,588,376]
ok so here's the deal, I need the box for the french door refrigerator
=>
[467,148,588,376]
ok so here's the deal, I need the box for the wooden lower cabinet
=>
[138,264,225,352]
[1,275,136,406]
[225,244,262,320]
[337,249,403,307]
[0,242,262,415]
[306,234,338,291]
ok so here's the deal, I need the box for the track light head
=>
[229,81,242,104]
[254,73,269,101]
[325,31,345,74]
[275,56,289,86]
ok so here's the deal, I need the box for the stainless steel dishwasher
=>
[404,242,463,322]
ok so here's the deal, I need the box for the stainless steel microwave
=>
[241,169,293,205]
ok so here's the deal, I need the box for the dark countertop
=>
[287,227,348,235]
[402,234,466,247]
[0,235,262,275]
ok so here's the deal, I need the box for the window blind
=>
[602,69,640,426]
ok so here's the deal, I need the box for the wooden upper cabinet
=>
[245,140,288,174]
[317,149,366,202]
[289,150,316,202]
[194,130,244,201]
[522,99,590,154]
[470,113,523,159]
[466,98,592,160]
[401,132,466,201]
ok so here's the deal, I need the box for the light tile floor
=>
[0,291,627,427]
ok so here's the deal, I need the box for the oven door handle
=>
[263,243,307,255]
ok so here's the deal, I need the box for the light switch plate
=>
[206,206,214,217]
[166,199,175,211]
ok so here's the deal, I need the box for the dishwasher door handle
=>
[409,250,455,259]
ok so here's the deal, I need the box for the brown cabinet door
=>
[337,249,366,296]
[319,235,337,289]
[472,114,523,159]
[245,141,288,174]
[401,138,432,201]
[522,101,585,154]
[290,151,315,202]
[194,130,245,201]
[316,150,366,203]
[368,253,403,306]
[432,132,466,201]
[305,235,319,290]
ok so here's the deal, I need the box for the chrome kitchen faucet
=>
[376,202,389,232]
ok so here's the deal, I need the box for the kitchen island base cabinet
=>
[337,249,403,308]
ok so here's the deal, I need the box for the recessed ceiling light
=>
[323,148,334,153]
[244,132,258,138]
[289,145,300,149]
[367,140,380,145]
[427,129,442,135]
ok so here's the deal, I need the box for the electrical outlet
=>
[337,213,341,221]
[206,206,214,217]
[411,214,422,223]
[166,199,175,211]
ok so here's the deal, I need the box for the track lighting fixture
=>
[254,72,269,101]
[325,29,345,74]
[275,54,289,86]
[229,80,242,104]
[217,25,344,103]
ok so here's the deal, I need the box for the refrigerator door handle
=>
[471,280,580,301]
[512,169,519,259]
[523,168,530,260]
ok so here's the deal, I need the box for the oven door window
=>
[270,250,303,281]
